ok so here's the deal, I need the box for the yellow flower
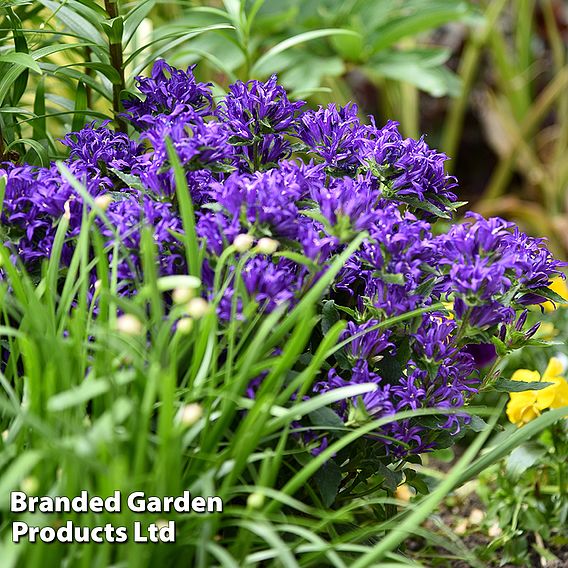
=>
[506,358,568,426]
[442,301,454,320]
[543,277,568,312]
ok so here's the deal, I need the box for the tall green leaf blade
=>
[252,29,360,76]
[38,0,104,44]
[72,81,88,132]
[165,138,201,280]
[371,3,472,53]
[0,53,41,75]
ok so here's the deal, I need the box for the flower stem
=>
[104,0,127,133]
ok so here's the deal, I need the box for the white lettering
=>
[10,492,28,513]
[12,522,28,542]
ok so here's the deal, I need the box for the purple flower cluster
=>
[1,61,564,458]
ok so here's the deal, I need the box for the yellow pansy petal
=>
[542,357,564,381]
[509,391,538,406]
[535,384,557,410]
[543,278,568,312]
[519,405,541,425]
[550,277,568,299]
[550,377,568,409]
[511,369,541,383]
[506,400,523,425]
[507,391,538,425]
[538,323,558,340]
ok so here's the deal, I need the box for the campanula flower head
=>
[62,121,144,174]
[297,103,367,171]
[218,75,304,140]
[123,60,213,128]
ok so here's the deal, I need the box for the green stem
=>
[479,356,502,391]
[554,423,567,503]
[104,0,127,133]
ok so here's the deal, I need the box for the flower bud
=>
[94,194,113,211]
[247,492,265,509]
[155,519,169,531]
[63,199,72,220]
[256,237,279,255]
[172,287,195,304]
[115,314,143,335]
[525,322,541,340]
[20,476,39,495]
[233,233,254,253]
[178,403,203,427]
[515,309,528,331]
[498,324,507,342]
[94,279,102,292]
[185,297,209,319]
[176,317,193,335]
[488,523,502,538]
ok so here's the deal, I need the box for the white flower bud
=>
[94,194,113,211]
[247,492,265,509]
[233,233,254,252]
[185,297,210,319]
[488,523,502,538]
[256,237,279,255]
[176,317,193,334]
[115,314,143,335]
[155,519,169,531]
[172,287,195,304]
[63,199,72,220]
[20,476,39,495]
[178,403,203,427]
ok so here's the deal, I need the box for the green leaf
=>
[101,17,124,44]
[404,468,429,495]
[371,3,472,53]
[252,29,360,76]
[47,372,135,412]
[506,442,547,477]
[56,62,122,85]
[8,138,48,167]
[166,138,201,280]
[490,335,509,357]
[0,451,43,510]
[72,81,88,132]
[321,300,340,335]
[375,355,404,384]
[391,195,451,219]
[367,50,462,98]
[31,77,46,142]
[38,0,104,44]
[0,64,29,106]
[125,24,235,68]
[31,42,95,60]
[377,462,403,493]
[492,378,554,392]
[314,459,342,507]
[124,0,156,46]
[0,53,41,74]
[309,406,345,433]
[280,54,345,91]
[468,415,489,432]
[528,286,567,305]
